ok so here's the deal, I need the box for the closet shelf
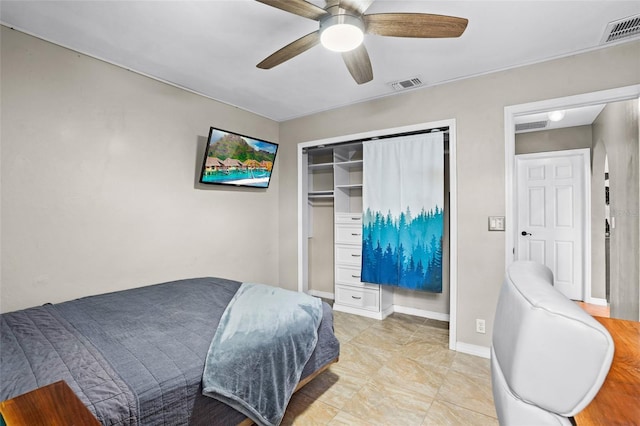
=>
[334,160,363,170]
[335,184,362,190]
[308,190,334,198]
[308,162,334,171]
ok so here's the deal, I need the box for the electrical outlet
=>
[476,319,486,334]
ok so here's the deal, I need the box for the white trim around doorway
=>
[504,84,640,303]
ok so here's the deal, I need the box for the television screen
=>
[199,127,278,188]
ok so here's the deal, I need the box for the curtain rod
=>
[304,127,449,152]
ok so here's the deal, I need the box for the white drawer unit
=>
[335,225,362,245]
[335,265,379,290]
[336,265,362,284]
[335,285,380,312]
[334,214,392,320]
[335,213,362,225]
[335,245,362,266]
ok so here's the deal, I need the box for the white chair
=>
[491,261,614,425]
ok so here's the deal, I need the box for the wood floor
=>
[575,301,610,318]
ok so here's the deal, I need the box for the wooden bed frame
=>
[236,357,338,426]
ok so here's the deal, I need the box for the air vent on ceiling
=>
[601,14,640,43]
[389,77,423,91]
[515,120,548,132]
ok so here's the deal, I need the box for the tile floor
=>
[282,311,498,425]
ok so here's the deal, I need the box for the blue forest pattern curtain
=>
[361,132,444,292]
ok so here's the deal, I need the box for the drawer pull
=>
[351,217,360,220]
[351,233,361,236]
[351,296,362,300]
[351,274,361,279]
[351,254,361,257]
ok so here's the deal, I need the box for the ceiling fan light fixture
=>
[320,14,364,52]
[548,110,566,122]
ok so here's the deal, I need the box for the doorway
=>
[505,84,640,318]
[514,149,590,301]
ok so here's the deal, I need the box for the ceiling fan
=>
[255,0,468,85]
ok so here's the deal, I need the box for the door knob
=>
[521,231,532,236]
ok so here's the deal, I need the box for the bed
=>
[0,277,340,425]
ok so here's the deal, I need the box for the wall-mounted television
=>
[199,127,278,188]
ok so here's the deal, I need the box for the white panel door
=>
[516,150,587,300]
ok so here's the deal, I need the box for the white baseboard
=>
[456,342,491,359]
[392,305,450,322]
[585,297,607,306]
[309,290,334,300]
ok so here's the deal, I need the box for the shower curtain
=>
[361,132,444,292]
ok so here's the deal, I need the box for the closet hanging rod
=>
[303,127,449,153]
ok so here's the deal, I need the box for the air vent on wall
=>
[389,77,423,91]
[601,14,640,43]
[515,120,548,132]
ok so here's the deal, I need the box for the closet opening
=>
[297,119,459,351]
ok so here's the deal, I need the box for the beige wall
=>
[279,41,640,348]
[515,125,593,155]
[308,202,334,294]
[593,99,640,321]
[1,27,281,312]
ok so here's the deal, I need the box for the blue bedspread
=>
[202,283,323,426]
[0,305,138,425]
[1,277,339,425]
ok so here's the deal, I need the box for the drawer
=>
[335,265,378,290]
[335,225,363,245]
[336,245,362,266]
[335,285,380,311]
[335,214,362,225]
[336,265,363,286]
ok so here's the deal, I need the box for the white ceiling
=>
[2,1,639,122]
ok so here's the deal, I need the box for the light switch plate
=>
[488,216,505,231]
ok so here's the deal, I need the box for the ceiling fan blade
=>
[342,44,373,84]
[364,13,468,38]
[256,0,328,21]
[257,31,320,69]
[339,0,375,15]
